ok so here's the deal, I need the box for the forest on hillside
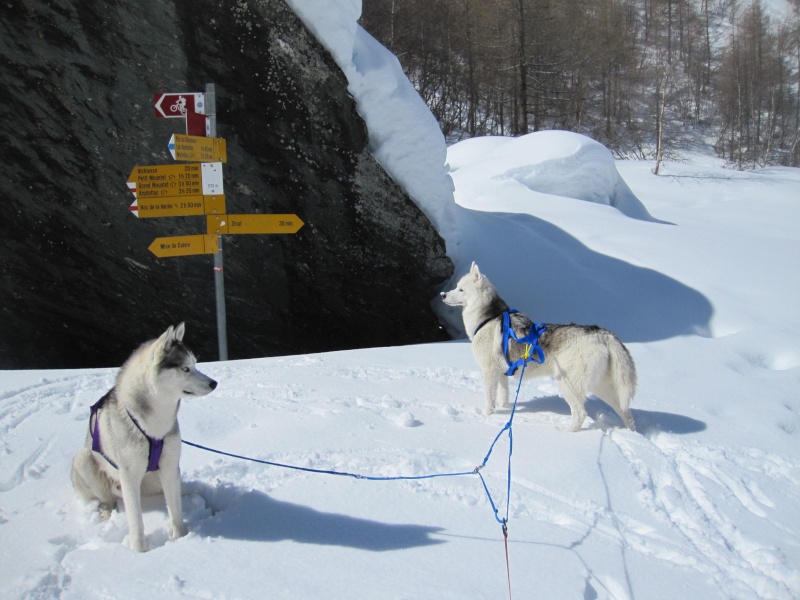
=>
[359,0,800,169]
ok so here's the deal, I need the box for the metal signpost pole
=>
[206,83,228,361]
[143,85,300,359]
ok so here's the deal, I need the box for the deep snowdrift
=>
[448,131,656,221]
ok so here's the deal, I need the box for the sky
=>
[1,2,799,599]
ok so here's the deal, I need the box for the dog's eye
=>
[182,367,190,373]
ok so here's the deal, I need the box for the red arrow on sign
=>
[154,93,208,136]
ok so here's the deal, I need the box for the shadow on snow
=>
[518,395,706,435]
[442,206,713,344]
[184,480,445,552]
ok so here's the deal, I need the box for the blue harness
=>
[501,310,547,376]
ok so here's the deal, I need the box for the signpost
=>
[168,134,227,163]
[148,234,219,258]
[127,83,305,361]
[207,214,305,235]
[205,84,227,361]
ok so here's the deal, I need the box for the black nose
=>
[209,380,218,390]
[440,292,446,298]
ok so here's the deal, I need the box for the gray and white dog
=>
[441,263,636,431]
[71,323,217,551]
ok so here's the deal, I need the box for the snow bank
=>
[448,131,655,221]
[285,0,457,242]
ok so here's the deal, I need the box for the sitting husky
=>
[71,323,217,552]
[441,263,636,431]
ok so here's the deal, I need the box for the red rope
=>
[502,521,512,600]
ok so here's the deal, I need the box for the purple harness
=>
[90,392,164,472]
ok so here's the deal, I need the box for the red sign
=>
[153,93,208,136]
[154,93,204,118]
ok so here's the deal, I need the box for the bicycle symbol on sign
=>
[169,96,188,116]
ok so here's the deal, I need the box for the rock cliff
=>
[0,0,452,368]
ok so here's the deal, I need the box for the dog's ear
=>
[470,262,483,284]
[154,324,176,354]
[174,322,186,343]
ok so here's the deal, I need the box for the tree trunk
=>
[654,68,671,175]
[516,0,529,134]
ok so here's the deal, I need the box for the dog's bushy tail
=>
[605,332,637,429]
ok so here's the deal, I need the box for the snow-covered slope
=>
[3,140,799,600]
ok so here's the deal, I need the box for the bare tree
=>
[654,65,673,173]
[360,0,799,169]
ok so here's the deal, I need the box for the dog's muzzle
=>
[184,379,218,396]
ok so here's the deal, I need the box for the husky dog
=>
[71,323,217,552]
[441,263,636,431]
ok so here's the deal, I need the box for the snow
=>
[446,132,656,221]
[284,0,457,242]
[2,3,800,600]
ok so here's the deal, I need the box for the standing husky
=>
[71,323,217,552]
[441,263,636,431]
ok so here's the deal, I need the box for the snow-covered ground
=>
[2,2,799,599]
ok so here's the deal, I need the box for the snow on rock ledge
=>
[286,0,457,242]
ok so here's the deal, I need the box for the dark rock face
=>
[0,0,452,369]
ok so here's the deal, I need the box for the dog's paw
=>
[128,535,149,553]
[169,521,188,540]
[98,503,114,521]
[566,418,587,432]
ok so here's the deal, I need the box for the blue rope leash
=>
[181,438,476,481]
[477,361,525,524]
[182,361,528,526]
[183,316,538,600]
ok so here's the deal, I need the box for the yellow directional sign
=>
[127,163,224,198]
[148,234,219,258]
[130,194,226,218]
[207,214,305,235]
[169,134,227,163]
[128,164,202,198]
